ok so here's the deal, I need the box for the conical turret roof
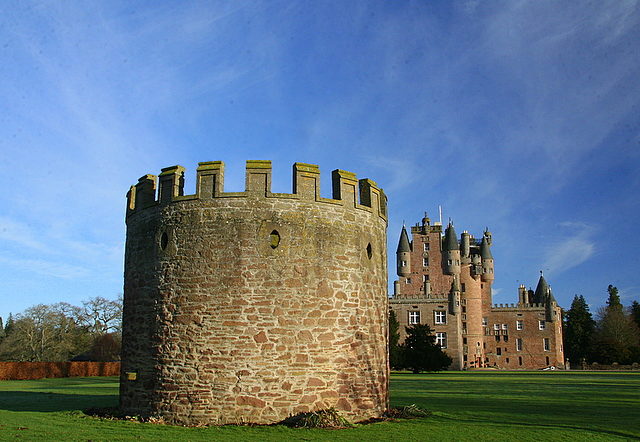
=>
[533,272,556,303]
[480,236,493,259]
[396,226,411,253]
[443,222,459,251]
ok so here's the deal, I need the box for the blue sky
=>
[1,1,639,322]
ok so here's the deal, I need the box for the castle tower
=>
[443,222,461,275]
[460,231,471,264]
[449,276,461,315]
[480,235,494,282]
[120,161,389,426]
[396,225,411,278]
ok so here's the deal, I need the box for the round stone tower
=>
[120,160,388,426]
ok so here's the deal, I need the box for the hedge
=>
[0,361,120,380]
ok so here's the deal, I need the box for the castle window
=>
[496,347,502,355]
[423,243,429,251]
[518,356,523,366]
[423,258,428,266]
[516,320,523,330]
[366,243,372,259]
[546,356,550,365]
[461,283,466,292]
[270,230,280,249]
[543,338,550,351]
[406,278,412,284]
[435,332,447,348]
[408,311,420,325]
[493,324,500,331]
[504,335,509,342]
[516,338,523,351]
[506,358,510,363]
[495,335,501,342]
[401,260,407,267]
[434,311,446,325]
[482,317,488,326]
[160,232,168,250]
[447,259,452,265]
[539,320,546,330]
[423,274,429,282]
[502,324,508,330]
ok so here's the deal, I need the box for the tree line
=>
[564,285,640,366]
[0,296,122,362]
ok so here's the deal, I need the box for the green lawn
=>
[0,371,638,441]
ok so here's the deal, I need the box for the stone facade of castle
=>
[120,161,389,426]
[390,214,564,370]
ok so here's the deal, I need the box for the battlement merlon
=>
[126,161,387,221]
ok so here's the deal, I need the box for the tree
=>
[388,310,402,369]
[0,295,123,362]
[0,316,4,340]
[78,296,122,335]
[630,301,640,330]
[591,285,640,364]
[607,285,621,308]
[563,295,596,365]
[89,333,121,361]
[401,324,452,373]
[4,313,14,336]
[0,305,91,362]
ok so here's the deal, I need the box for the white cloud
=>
[0,255,88,279]
[543,222,596,275]
[0,216,48,251]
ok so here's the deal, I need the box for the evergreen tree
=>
[630,301,640,330]
[4,313,14,336]
[591,285,640,364]
[401,324,452,373]
[0,316,4,340]
[563,295,595,365]
[388,310,402,369]
[607,285,621,308]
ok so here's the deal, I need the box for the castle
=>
[120,161,389,426]
[389,214,564,370]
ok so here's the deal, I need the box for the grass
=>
[0,371,638,440]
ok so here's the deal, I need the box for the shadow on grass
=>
[0,391,117,412]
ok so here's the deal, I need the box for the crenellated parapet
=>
[126,160,387,222]
[391,292,449,302]
[491,302,545,311]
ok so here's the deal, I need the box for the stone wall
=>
[120,161,389,426]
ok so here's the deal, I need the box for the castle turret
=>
[449,276,461,314]
[397,225,412,277]
[121,160,389,425]
[532,272,550,304]
[480,235,494,282]
[461,231,471,264]
[533,271,559,321]
[443,222,460,275]
[484,227,492,246]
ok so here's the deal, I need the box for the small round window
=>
[270,230,280,249]
[160,232,169,250]
[366,243,372,259]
